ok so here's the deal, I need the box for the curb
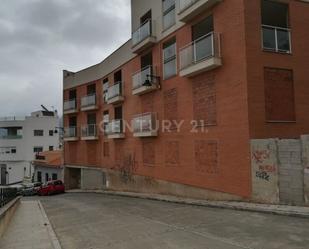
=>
[67,190,309,219]
[38,201,62,249]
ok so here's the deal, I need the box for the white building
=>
[0,110,60,185]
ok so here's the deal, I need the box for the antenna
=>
[41,105,49,112]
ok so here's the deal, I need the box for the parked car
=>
[21,182,42,196]
[38,180,65,196]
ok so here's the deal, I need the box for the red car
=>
[38,180,65,196]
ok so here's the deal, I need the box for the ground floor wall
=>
[64,165,244,201]
[251,135,309,206]
[0,161,32,185]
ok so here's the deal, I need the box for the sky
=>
[0,0,131,117]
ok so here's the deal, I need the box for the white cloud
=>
[0,0,131,116]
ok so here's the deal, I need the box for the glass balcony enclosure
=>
[81,124,97,137]
[106,120,123,135]
[107,82,123,100]
[0,127,23,139]
[132,20,154,46]
[132,66,158,90]
[81,94,96,107]
[132,113,157,135]
[64,127,77,138]
[64,99,76,111]
[179,32,220,70]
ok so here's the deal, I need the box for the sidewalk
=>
[68,189,309,218]
[0,200,61,249]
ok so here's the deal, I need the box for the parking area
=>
[38,193,309,249]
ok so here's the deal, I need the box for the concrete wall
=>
[251,136,309,206]
[251,139,279,204]
[301,135,309,205]
[0,197,20,238]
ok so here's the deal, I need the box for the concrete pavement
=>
[0,200,61,249]
[40,193,309,249]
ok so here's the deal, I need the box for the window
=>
[87,84,96,95]
[45,173,49,182]
[49,146,54,151]
[103,111,109,134]
[52,173,58,180]
[34,130,44,136]
[11,148,16,154]
[37,171,42,182]
[49,130,54,136]
[163,38,177,79]
[163,0,175,30]
[261,0,291,53]
[33,147,43,153]
[103,78,109,103]
[69,89,77,100]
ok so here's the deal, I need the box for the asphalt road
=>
[39,193,309,249]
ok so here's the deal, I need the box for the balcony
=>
[80,94,97,111]
[0,135,23,139]
[107,82,124,105]
[132,20,156,54]
[63,127,78,142]
[81,124,98,141]
[132,112,158,137]
[179,32,222,77]
[262,25,291,54]
[63,99,77,115]
[132,66,159,95]
[106,120,125,139]
[178,0,221,22]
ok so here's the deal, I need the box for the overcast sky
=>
[0,0,131,117]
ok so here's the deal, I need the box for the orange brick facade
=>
[63,0,309,199]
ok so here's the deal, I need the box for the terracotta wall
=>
[64,0,255,198]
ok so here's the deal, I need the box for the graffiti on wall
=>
[253,150,277,182]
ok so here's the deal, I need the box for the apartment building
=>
[0,110,60,185]
[63,0,309,203]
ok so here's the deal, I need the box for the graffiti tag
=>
[256,170,270,181]
[252,150,270,164]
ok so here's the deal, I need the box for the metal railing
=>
[107,82,123,100]
[179,0,199,12]
[106,120,124,135]
[0,116,25,121]
[179,32,221,70]
[81,124,97,137]
[262,25,291,53]
[132,112,157,134]
[132,20,155,46]
[64,99,76,111]
[0,188,17,208]
[64,127,77,138]
[81,94,96,107]
[132,66,157,90]
[0,135,23,139]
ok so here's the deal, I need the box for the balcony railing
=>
[262,25,291,53]
[64,99,76,111]
[179,0,199,12]
[64,127,77,138]
[0,135,23,139]
[106,120,124,135]
[132,20,155,46]
[81,124,97,138]
[107,82,123,100]
[132,66,159,95]
[179,32,221,71]
[81,94,96,107]
[132,112,158,136]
